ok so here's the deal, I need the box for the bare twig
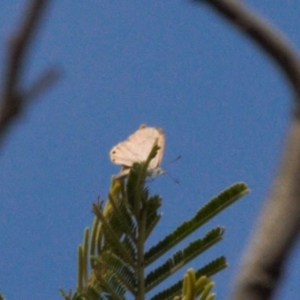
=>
[0,0,59,144]
[192,1,300,300]
[22,67,60,100]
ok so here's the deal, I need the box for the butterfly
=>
[110,125,165,178]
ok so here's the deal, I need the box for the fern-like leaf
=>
[145,227,224,291]
[145,182,248,265]
[150,256,226,300]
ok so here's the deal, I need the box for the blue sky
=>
[0,1,299,299]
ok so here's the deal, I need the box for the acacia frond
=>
[90,217,100,263]
[145,182,248,265]
[92,204,136,267]
[181,269,216,300]
[150,257,226,300]
[195,256,227,278]
[71,141,248,299]
[101,252,136,294]
[90,270,126,300]
[145,227,224,291]
[143,194,162,240]
[108,193,137,240]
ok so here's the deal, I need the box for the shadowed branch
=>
[193,1,300,300]
[0,0,59,144]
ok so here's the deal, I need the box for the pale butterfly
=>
[110,125,165,178]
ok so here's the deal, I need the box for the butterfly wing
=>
[110,126,165,170]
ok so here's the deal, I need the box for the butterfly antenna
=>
[165,171,179,184]
[166,155,182,165]
[163,155,181,184]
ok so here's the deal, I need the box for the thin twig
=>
[0,0,59,143]
[192,1,300,300]
[22,67,61,101]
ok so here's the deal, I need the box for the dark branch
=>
[192,1,300,300]
[0,0,59,143]
[231,119,300,300]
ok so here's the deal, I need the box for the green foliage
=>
[181,269,216,300]
[61,145,249,299]
[149,257,225,300]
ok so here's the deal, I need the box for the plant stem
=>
[136,205,147,300]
